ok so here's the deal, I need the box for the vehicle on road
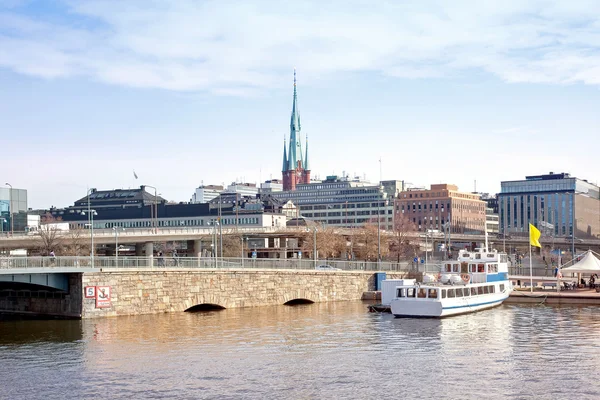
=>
[315,264,341,271]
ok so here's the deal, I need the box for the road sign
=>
[252,251,257,259]
[414,257,418,263]
[298,251,302,259]
[95,286,111,308]
[421,259,425,264]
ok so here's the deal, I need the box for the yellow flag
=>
[529,223,541,248]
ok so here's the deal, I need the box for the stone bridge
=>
[0,258,403,318]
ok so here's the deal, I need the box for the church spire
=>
[304,134,310,171]
[282,137,288,172]
[288,68,302,170]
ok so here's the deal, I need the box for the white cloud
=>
[1,0,600,93]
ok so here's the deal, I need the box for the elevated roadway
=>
[1,226,598,252]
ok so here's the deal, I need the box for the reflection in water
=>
[2,302,600,399]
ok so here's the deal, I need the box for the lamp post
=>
[313,227,317,269]
[113,227,124,266]
[5,183,12,236]
[144,185,159,233]
[81,212,97,266]
[571,193,575,260]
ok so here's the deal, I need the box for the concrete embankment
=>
[507,289,600,305]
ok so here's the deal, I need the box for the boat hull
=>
[391,292,509,318]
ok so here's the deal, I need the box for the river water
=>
[1,302,600,400]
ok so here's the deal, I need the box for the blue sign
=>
[252,251,257,259]
[298,251,302,259]
[421,259,425,264]
[414,257,418,263]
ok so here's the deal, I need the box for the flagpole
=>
[529,243,533,293]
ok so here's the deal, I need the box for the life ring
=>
[460,273,470,284]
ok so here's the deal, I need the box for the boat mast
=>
[484,218,489,252]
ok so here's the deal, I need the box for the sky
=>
[1,0,599,209]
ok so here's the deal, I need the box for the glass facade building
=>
[498,172,600,239]
[0,187,28,232]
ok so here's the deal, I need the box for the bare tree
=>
[389,213,417,262]
[354,223,389,261]
[35,213,66,255]
[301,225,347,260]
[62,227,91,257]
[221,233,243,257]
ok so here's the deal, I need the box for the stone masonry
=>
[82,269,403,318]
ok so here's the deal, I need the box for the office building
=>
[498,172,600,238]
[191,185,223,203]
[48,186,287,230]
[0,186,28,232]
[395,184,486,234]
[271,175,396,230]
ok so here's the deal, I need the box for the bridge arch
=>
[185,303,226,312]
[283,298,314,305]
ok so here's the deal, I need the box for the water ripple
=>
[2,303,600,399]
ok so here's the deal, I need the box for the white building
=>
[191,185,223,203]
[226,182,259,197]
[260,179,284,193]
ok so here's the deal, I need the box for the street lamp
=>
[313,227,317,269]
[113,227,125,266]
[5,183,12,236]
[144,185,159,233]
[81,188,98,267]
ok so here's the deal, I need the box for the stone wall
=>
[0,273,82,318]
[82,269,391,318]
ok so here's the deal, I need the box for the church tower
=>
[282,69,311,191]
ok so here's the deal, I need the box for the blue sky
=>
[1,0,599,209]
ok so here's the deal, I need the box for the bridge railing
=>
[0,256,443,273]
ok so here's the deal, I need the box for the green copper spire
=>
[282,137,288,171]
[287,68,302,170]
[304,134,310,171]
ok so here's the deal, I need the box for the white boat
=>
[390,248,513,318]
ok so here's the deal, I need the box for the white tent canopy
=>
[561,250,600,274]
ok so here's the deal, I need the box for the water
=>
[1,302,600,400]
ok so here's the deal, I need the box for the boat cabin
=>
[395,283,508,301]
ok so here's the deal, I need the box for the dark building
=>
[47,186,287,229]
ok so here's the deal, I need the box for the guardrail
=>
[0,256,443,273]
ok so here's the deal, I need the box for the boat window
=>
[487,254,494,258]
[447,289,456,298]
[464,288,470,297]
[478,264,485,273]
[397,288,406,297]
[471,287,477,296]
[452,264,459,273]
[455,288,463,297]
[441,289,447,299]
[478,287,484,295]
[428,288,438,299]
[489,285,495,294]
[470,264,477,273]
[483,286,489,294]
[475,254,481,259]
[417,288,427,298]
[500,284,505,292]
[406,288,416,298]
[445,263,452,272]
[461,262,469,274]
